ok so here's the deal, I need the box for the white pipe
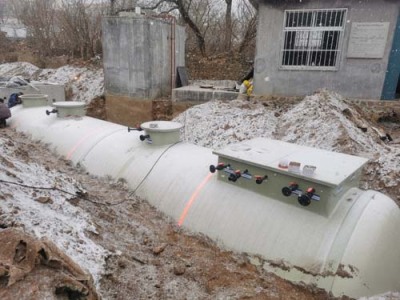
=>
[8,106,400,298]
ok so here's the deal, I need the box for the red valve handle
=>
[306,187,315,194]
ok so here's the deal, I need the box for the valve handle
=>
[216,163,226,170]
[209,165,216,173]
[210,163,229,173]
[282,187,292,196]
[306,187,315,194]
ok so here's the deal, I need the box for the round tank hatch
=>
[141,121,183,132]
[140,121,183,146]
[53,101,86,109]
[52,101,86,118]
[20,94,49,108]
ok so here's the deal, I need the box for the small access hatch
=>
[138,121,183,146]
[46,101,86,118]
[20,94,49,108]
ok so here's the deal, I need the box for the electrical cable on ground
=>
[0,178,105,205]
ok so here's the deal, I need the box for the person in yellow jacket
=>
[239,79,253,99]
[244,80,253,96]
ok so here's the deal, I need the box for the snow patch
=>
[0,62,104,104]
[0,137,108,285]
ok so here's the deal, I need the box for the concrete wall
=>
[255,0,400,99]
[102,15,185,100]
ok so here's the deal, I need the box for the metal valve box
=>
[213,138,368,216]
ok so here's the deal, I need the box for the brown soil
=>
[186,51,253,81]
[0,229,98,300]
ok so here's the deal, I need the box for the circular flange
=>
[141,121,183,133]
[53,101,86,108]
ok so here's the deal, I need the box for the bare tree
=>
[237,0,257,56]
[109,0,138,15]
[141,0,207,56]
[10,0,57,58]
[110,0,117,15]
[0,0,6,23]
[9,0,104,62]
[58,0,103,59]
[224,0,232,52]
[140,0,257,57]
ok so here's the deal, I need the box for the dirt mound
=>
[0,228,98,300]
[277,90,400,201]
[186,52,253,81]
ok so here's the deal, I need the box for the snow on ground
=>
[0,136,108,285]
[0,62,39,78]
[0,62,104,103]
[174,99,278,149]
[360,292,400,300]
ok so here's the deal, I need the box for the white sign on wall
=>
[347,22,390,59]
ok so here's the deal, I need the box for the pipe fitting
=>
[255,175,268,185]
[127,126,143,132]
[298,194,312,206]
[46,108,58,116]
[298,187,318,207]
[209,163,228,173]
[241,169,253,180]
[140,134,150,141]
[228,170,241,182]
[282,182,299,197]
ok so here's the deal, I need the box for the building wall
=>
[102,15,185,100]
[255,0,400,99]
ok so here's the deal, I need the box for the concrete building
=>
[102,12,185,125]
[254,0,400,100]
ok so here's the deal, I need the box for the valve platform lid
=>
[213,138,368,187]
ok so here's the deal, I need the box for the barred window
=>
[281,9,347,70]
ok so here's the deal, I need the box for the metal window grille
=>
[281,8,347,70]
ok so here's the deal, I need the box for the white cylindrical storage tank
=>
[8,107,400,298]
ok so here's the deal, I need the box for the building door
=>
[382,13,400,100]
